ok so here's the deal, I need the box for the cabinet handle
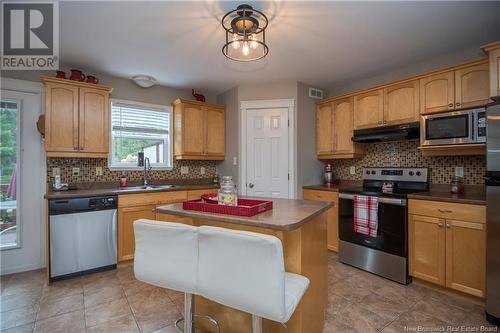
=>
[448,103,453,108]
[438,223,444,228]
[456,102,461,107]
[378,121,383,125]
[438,208,453,213]
[446,223,451,229]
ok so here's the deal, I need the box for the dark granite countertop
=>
[156,198,332,231]
[303,182,486,205]
[44,180,217,199]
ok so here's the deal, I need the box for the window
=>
[109,99,172,170]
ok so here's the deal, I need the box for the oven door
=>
[338,193,407,257]
[421,110,474,146]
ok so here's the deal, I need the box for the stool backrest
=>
[197,226,286,321]
[134,219,198,294]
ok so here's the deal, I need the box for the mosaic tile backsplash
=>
[47,158,217,184]
[329,140,485,185]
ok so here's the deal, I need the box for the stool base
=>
[175,293,220,333]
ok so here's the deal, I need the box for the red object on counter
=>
[183,198,273,217]
[119,176,128,187]
[201,193,218,204]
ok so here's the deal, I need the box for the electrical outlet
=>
[96,167,103,176]
[72,167,80,177]
[455,166,464,178]
[180,166,189,175]
[200,167,206,175]
[233,157,238,166]
[350,166,356,175]
[52,167,60,177]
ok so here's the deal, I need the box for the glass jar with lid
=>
[218,176,238,206]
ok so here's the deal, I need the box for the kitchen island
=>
[156,198,331,333]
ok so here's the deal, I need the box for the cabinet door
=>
[44,83,79,152]
[118,205,156,262]
[182,103,205,155]
[488,47,500,98]
[409,215,446,285]
[78,87,109,153]
[383,81,419,125]
[445,219,486,297]
[454,63,490,109]
[419,71,455,114]
[205,107,225,157]
[353,90,383,129]
[303,190,338,252]
[333,97,354,154]
[316,103,333,156]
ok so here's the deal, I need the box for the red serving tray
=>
[183,198,273,217]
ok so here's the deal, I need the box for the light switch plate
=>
[455,166,464,178]
[52,167,60,177]
[200,167,206,175]
[233,157,238,166]
[96,167,103,176]
[350,166,356,175]
[180,166,189,174]
[72,167,80,177]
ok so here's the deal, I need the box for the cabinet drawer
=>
[303,190,338,204]
[119,191,187,208]
[409,199,485,223]
[187,188,217,201]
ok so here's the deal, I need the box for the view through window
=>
[110,100,172,169]
[0,100,19,249]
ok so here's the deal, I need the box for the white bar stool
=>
[133,219,219,333]
[197,226,310,332]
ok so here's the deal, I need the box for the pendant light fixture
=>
[222,4,269,62]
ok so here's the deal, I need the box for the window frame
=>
[108,98,173,171]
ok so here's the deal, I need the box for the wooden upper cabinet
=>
[333,98,354,154]
[353,89,383,129]
[316,103,333,156]
[409,214,446,286]
[455,62,490,109]
[205,106,225,157]
[383,81,419,125]
[419,71,455,114]
[445,219,486,297]
[481,41,500,99]
[173,99,225,160]
[78,87,109,153]
[44,82,79,153]
[42,76,112,158]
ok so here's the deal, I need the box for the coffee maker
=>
[323,161,335,185]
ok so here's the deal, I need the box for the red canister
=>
[119,175,128,187]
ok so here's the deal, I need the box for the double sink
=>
[118,184,178,192]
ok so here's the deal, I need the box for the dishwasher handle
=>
[339,193,407,206]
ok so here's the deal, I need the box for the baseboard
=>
[1,263,45,276]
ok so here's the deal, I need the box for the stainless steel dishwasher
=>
[48,196,117,282]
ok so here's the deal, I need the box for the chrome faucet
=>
[143,157,152,187]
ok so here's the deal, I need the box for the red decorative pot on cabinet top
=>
[86,75,98,84]
[69,69,85,81]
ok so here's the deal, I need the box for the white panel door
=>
[246,108,289,198]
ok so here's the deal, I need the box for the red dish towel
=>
[354,195,378,237]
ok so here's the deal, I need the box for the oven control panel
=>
[362,167,428,182]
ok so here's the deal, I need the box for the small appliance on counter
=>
[323,161,335,185]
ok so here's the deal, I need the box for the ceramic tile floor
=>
[0,253,496,333]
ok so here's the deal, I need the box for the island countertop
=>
[156,197,332,231]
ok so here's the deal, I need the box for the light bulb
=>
[242,41,250,56]
[232,34,240,49]
[250,34,258,49]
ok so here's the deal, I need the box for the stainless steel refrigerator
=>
[486,102,500,325]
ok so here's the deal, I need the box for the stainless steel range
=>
[338,167,429,284]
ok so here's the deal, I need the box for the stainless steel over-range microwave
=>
[421,108,486,146]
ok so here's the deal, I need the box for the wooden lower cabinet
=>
[408,199,486,297]
[303,189,338,251]
[117,189,216,262]
[118,204,156,262]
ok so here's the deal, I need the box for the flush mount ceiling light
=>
[131,75,157,88]
[222,4,269,62]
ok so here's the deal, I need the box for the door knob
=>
[248,183,254,188]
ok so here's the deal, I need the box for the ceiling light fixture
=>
[131,75,157,88]
[222,4,268,62]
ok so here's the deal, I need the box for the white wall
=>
[1,78,46,274]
